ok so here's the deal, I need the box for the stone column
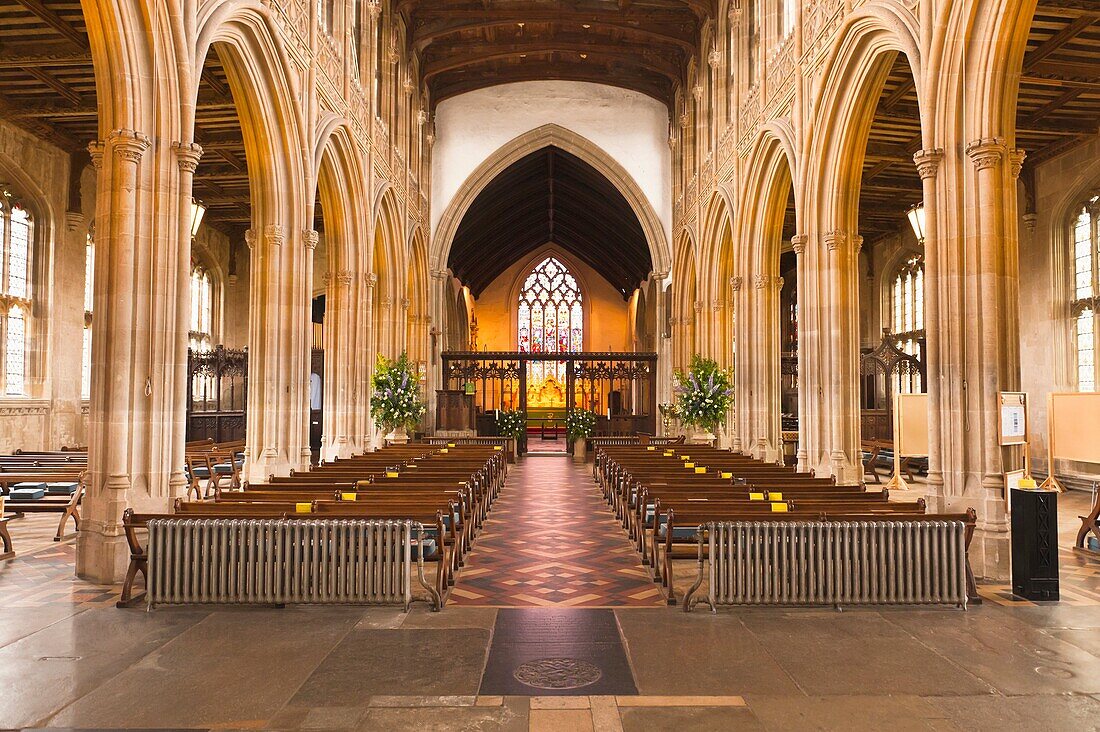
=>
[78,129,182,582]
[322,268,355,461]
[913,148,946,506]
[790,234,808,471]
[363,272,378,447]
[747,273,783,462]
[800,230,862,484]
[427,268,448,432]
[243,225,313,483]
[728,275,744,452]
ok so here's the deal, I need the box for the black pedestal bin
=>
[1010,488,1059,601]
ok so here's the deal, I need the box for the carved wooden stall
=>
[186,346,325,451]
[859,329,926,442]
[187,346,247,443]
[440,351,658,453]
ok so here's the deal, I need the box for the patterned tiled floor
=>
[448,457,666,607]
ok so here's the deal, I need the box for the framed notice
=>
[1004,469,1026,494]
[999,392,1028,446]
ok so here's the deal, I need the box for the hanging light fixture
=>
[190,198,206,239]
[906,202,926,244]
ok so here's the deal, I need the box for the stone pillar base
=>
[75,527,129,584]
[971,528,1011,581]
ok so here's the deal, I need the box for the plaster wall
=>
[471,249,631,353]
[431,81,672,246]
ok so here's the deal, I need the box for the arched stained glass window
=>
[518,256,583,389]
[189,264,213,351]
[890,254,925,394]
[1071,196,1099,391]
[1,196,33,396]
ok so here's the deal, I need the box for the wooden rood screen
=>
[187,346,248,443]
[441,351,658,439]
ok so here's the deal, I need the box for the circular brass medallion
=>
[513,657,603,690]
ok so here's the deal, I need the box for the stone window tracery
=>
[0,195,32,396]
[518,256,584,388]
[890,254,924,394]
[1072,196,1100,391]
[189,264,213,352]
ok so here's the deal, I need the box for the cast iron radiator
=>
[146,518,437,610]
[685,520,969,610]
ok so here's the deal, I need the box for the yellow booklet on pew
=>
[341,493,357,501]
[295,502,311,513]
[771,503,788,513]
[721,472,733,479]
[694,467,706,474]
[386,471,399,478]
[749,492,765,501]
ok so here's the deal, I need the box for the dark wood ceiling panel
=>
[400,0,705,108]
[449,146,652,298]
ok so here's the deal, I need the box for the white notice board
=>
[999,392,1028,446]
[895,392,929,457]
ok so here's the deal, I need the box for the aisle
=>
[448,457,665,607]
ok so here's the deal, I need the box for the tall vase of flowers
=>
[674,355,734,445]
[371,353,426,445]
[496,409,527,454]
[565,408,597,463]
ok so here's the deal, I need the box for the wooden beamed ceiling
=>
[448,146,652,298]
[400,0,705,108]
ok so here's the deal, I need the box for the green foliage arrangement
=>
[674,354,734,431]
[370,352,426,432]
[565,408,597,442]
[495,409,527,439]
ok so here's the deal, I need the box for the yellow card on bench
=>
[407,464,418,468]
[295,502,312,513]
[494,445,503,451]
[771,503,788,513]
[386,471,399,478]
[448,443,456,447]
[663,451,674,456]
[694,467,706,474]
[680,455,690,461]
[341,493,357,501]
[769,492,783,501]
[721,472,733,479]
[647,446,655,451]
[749,492,765,501]
[684,462,695,468]
[440,448,449,454]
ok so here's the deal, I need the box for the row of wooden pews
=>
[0,449,87,545]
[185,439,246,498]
[594,444,976,606]
[120,443,507,609]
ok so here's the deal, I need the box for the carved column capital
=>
[912,148,944,180]
[245,229,257,250]
[337,270,353,285]
[790,234,807,254]
[711,299,723,312]
[430,269,447,282]
[708,49,721,68]
[65,211,85,232]
[823,230,848,251]
[171,141,204,173]
[107,129,151,163]
[87,141,104,170]
[1008,148,1027,179]
[400,298,411,310]
[965,137,1007,171]
[852,235,864,254]
[365,272,378,287]
[1022,213,1038,232]
[264,224,285,247]
[692,84,703,101]
[693,300,703,313]
[730,275,743,292]
[669,316,680,327]
[367,0,381,19]
[381,297,392,309]
[753,274,770,289]
[303,229,319,249]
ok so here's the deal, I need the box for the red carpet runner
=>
[448,457,665,607]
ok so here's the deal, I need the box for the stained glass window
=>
[890,254,925,394]
[1,197,33,397]
[518,256,584,388]
[1072,197,1100,391]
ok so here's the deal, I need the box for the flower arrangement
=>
[674,354,734,432]
[370,352,426,432]
[565,408,597,442]
[496,409,527,439]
